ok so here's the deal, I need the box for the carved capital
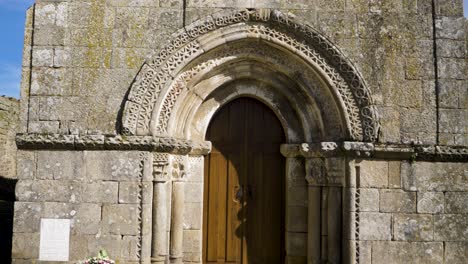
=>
[171,155,188,180]
[153,153,171,182]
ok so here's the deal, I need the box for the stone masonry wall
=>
[22,0,467,145]
[347,159,468,264]
[13,150,152,263]
[0,96,19,178]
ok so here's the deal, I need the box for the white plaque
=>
[39,219,71,261]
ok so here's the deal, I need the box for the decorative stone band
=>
[281,142,468,162]
[15,133,211,155]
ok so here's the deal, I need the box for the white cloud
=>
[0,63,21,98]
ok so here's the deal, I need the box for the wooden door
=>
[203,98,285,264]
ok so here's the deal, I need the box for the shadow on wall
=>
[0,176,17,263]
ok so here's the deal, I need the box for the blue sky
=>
[0,1,467,98]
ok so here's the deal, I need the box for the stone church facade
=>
[3,0,467,263]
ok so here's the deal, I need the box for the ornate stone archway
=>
[119,9,381,264]
[121,9,379,143]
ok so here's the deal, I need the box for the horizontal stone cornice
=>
[16,133,211,155]
[281,142,468,162]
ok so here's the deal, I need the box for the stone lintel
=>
[281,142,467,162]
[15,133,212,155]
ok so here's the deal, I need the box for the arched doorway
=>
[203,98,285,263]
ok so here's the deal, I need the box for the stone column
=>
[151,154,171,264]
[170,182,184,263]
[169,155,187,263]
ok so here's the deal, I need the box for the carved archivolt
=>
[122,9,380,142]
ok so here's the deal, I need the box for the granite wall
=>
[11,0,468,263]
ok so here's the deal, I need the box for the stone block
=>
[183,202,202,230]
[358,212,392,241]
[417,192,444,214]
[371,242,443,264]
[54,47,71,67]
[85,151,143,181]
[16,180,82,203]
[445,192,468,213]
[388,161,401,188]
[183,230,202,253]
[436,39,466,58]
[11,232,39,259]
[440,109,466,134]
[401,161,468,191]
[393,214,433,241]
[82,181,119,204]
[102,204,139,235]
[380,189,416,213]
[42,202,101,235]
[434,214,468,241]
[286,232,307,257]
[32,48,54,67]
[436,16,465,40]
[37,151,85,180]
[286,206,308,232]
[16,151,36,179]
[444,242,468,264]
[377,106,401,143]
[357,160,388,188]
[33,26,65,46]
[438,58,466,79]
[287,186,308,207]
[86,234,123,260]
[31,67,72,96]
[13,202,42,233]
[118,181,152,204]
[69,235,89,261]
[439,79,464,108]
[122,235,139,261]
[184,182,203,203]
[344,188,379,212]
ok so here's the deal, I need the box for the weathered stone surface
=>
[286,206,308,232]
[393,214,433,241]
[82,181,119,204]
[183,202,202,230]
[402,161,468,191]
[43,202,101,235]
[183,230,202,253]
[358,212,392,241]
[13,202,42,233]
[11,233,40,259]
[102,204,139,235]
[388,161,401,188]
[118,181,151,204]
[85,151,143,181]
[184,182,203,203]
[371,242,443,264]
[434,214,468,241]
[37,151,85,180]
[286,232,307,257]
[445,192,468,213]
[444,242,468,264]
[344,188,379,212]
[358,160,388,188]
[380,189,416,213]
[16,151,35,179]
[417,192,444,214]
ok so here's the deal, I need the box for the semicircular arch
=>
[121,9,379,142]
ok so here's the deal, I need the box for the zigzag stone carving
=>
[122,9,380,142]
